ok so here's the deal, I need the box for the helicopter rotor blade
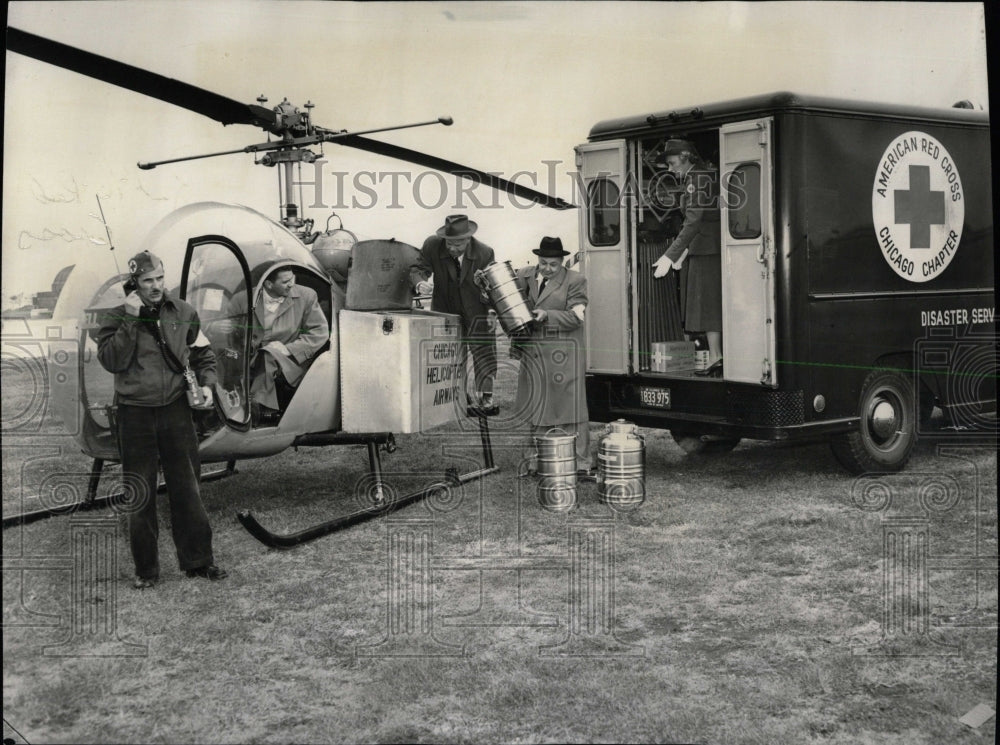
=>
[335,134,576,210]
[8,26,575,209]
[7,27,280,132]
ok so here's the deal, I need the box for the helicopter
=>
[4,27,574,543]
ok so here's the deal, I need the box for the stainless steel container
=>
[476,261,534,334]
[597,419,645,509]
[535,428,577,512]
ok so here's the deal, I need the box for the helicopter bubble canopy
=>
[136,202,329,290]
[50,202,331,325]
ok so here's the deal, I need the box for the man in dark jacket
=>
[97,250,227,589]
[411,214,498,409]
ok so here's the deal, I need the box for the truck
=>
[575,92,995,473]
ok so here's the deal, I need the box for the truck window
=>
[588,178,622,246]
[727,163,762,239]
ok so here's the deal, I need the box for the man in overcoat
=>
[411,214,497,409]
[514,237,594,476]
[651,139,723,374]
[221,264,329,424]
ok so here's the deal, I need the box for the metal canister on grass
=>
[475,261,534,335]
[597,419,645,509]
[534,428,578,512]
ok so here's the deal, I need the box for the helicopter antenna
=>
[95,195,123,277]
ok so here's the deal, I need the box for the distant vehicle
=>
[576,92,995,473]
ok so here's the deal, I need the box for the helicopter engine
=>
[310,215,358,286]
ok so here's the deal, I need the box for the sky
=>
[2,1,990,309]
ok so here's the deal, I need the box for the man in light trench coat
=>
[513,236,594,477]
[217,263,329,425]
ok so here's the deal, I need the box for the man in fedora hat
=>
[513,237,594,477]
[651,138,723,374]
[96,250,227,588]
[411,214,498,410]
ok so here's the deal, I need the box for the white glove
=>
[200,386,214,406]
[415,280,433,295]
[652,255,672,279]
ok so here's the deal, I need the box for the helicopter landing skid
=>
[2,458,239,530]
[236,414,498,549]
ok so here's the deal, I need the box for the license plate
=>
[639,386,671,409]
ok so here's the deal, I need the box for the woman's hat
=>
[436,214,478,238]
[533,236,569,257]
[662,139,697,157]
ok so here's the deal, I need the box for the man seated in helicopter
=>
[213,263,330,426]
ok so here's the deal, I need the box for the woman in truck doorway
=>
[651,139,723,375]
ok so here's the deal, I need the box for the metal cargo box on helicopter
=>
[576,92,995,473]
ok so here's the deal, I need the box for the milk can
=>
[534,428,578,512]
[474,261,534,335]
[597,419,645,509]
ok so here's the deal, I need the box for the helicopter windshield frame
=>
[181,235,254,432]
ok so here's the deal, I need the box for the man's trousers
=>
[117,397,215,579]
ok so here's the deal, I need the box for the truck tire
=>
[831,369,916,474]
[671,430,741,455]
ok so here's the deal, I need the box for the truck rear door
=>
[719,119,778,386]
[576,140,629,374]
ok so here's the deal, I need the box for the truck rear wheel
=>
[831,369,916,474]
[671,430,741,455]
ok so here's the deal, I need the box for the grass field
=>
[2,353,996,744]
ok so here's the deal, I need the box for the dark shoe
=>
[479,395,499,416]
[251,401,282,427]
[475,404,500,417]
[259,407,282,426]
[466,402,499,418]
[576,469,597,483]
[133,576,157,590]
[185,564,228,581]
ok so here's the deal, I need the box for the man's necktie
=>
[538,278,547,295]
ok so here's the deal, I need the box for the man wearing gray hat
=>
[97,250,227,588]
[412,214,498,411]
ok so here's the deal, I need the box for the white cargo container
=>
[340,309,464,433]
